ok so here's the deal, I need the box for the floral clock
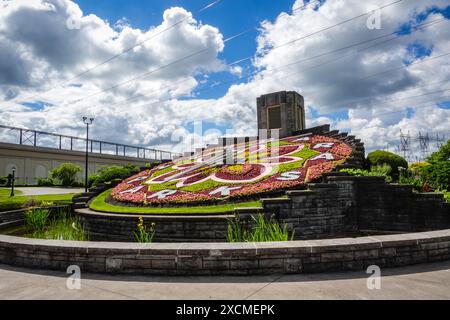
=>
[111,134,353,205]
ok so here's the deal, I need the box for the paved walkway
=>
[1,261,450,300]
[14,187,84,196]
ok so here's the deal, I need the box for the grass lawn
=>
[0,188,77,212]
[90,189,262,215]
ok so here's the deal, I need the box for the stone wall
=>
[261,176,450,240]
[77,209,232,242]
[1,229,449,275]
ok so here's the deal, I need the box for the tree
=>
[50,163,82,187]
[367,150,408,175]
[420,161,450,190]
[427,139,450,163]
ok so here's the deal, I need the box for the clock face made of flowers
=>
[112,134,353,205]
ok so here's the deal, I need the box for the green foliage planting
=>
[90,189,262,215]
[410,162,432,174]
[340,164,393,182]
[133,216,156,243]
[30,214,88,241]
[398,168,427,192]
[367,150,408,175]
[24,207,50,231]
[37,178,55,186]
[420,161,450,190]
[227,214,292,243]
[0,177,7,186]
[436,188,450,202]
[50,163,82,187]
[88,164,140,187]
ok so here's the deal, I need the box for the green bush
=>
[88,164,140,187]
[0,176,7,186]
[367,150,408,176]
[410,162,432,174]
[340,164,393,182]
[420,161,450,190]
[398,168,425,192]
[37,178,54,187]
[50,163,82,187]
[436,188,450,202]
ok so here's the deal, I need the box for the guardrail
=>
[0,124,181,161]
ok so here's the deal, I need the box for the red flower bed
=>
[110,134,354,205]
[215,164,264,181]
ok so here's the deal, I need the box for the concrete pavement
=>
[13,187,84,196]
[1,261,450,300]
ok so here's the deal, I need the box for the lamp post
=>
[83,117,94,192]
[10,168,16,197]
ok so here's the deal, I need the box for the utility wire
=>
[96,16,448,110]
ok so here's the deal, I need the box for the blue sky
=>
[75,0,297,99]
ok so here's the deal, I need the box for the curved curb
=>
[1,229,449,275]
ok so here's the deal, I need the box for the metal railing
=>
[0,125,181,161]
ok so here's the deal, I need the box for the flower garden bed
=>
[110,134,353,206]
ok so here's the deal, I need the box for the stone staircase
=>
[72,179,122,209]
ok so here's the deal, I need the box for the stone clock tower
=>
[257,91,306,138]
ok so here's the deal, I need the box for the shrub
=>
[367,150,408,176]
[37,178,54,187]
[227,214,292,243]
[410,162,432,174]
[24,207,50,231]
[420,161,450,190]
[0,176,7,186]
[88,164,140,187]
[399,170,425,192]
[340,164,392,182]
[50,163,82,187]
[436,188,450,202]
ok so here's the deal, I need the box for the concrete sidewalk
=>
[13,187,84,196]
[1,261,450,300]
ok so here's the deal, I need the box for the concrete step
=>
[73,202,88,209]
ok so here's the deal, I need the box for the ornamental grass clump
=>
[25,207,50,231]
[134,216,156,243]
[227,214,292,243]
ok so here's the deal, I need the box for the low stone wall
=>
[0,229,449,275]
[77,209,232,242]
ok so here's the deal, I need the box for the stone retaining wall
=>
[77,209,232,242]
[1,229,449,275]
[77,175,450,242]
[261,176,450,240]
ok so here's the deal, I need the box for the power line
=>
[230,0,404,66]
[37,0,405,109]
